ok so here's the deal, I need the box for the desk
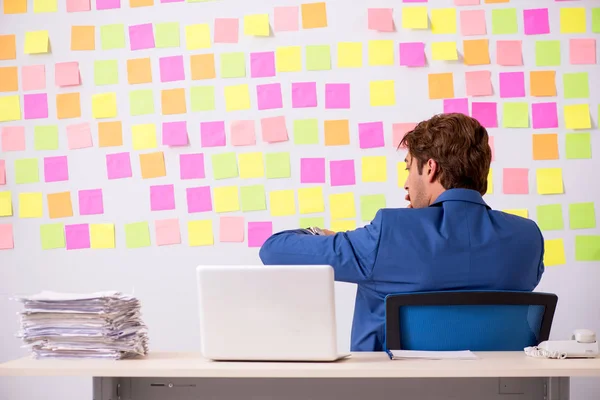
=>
[2,352,600,400]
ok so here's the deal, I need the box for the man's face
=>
[404,154,429,209]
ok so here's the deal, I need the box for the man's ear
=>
[426,159,438,183]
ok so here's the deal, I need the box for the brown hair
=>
[399,113,492,195]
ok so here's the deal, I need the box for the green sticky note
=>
[502,102,529,128]
[100,24,125,50]
[129,89,154,116]
[566,133,591,159]
[360,194,386,221]
[306,45,331,71]
[34,125,59,150]
[220,52,246,78]
[155,22,180,48]
[563,72,589,99]
[191,86,215,111]
[94,60,119,86]
[575,235,600,261]
[15,158,39,184]
[266,152,291,179]
[492,8,518,35]
[240,185,266,212]
[536,204,564,231]
[125,222,151,248]
[569,202,596,229]
[299,217,325,228]
[592,8,600,33]
[535,41,561,67]
[293,119,319,144]
[212,152,238,179]
[40,223,65,250]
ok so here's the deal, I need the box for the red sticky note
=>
[180,153,205,180]
[106,152,132,179]
[162,121,188,146]
[150,184,175,211]
[465,70,492,96]
[570,39,596,65]
[186,186,212,213]
[1,126,25,151]
[497,40,523,66]
[471,102,498,128]
[155,218,181,246]
[214,18,239,43]
[330,160,355,186]
[78,189,103,215]
[22,65,46,91]
[0,224,14,250]
[0,160,5,185]
[274,6,299,32]
[231,120,256,146]
[219,216,244,242]
[460,10,486,36]
[261,116,289,143]
[44,156,69,182]
[248,221,272,248]
[392,123,417,149]
[503,168,529,195]
[368,8,394,32]
[358,121,385,149]
[200,121,226,147]
[444,98,469,115]
[55,62,80,87]
[66,122,93,149]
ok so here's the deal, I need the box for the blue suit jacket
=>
[259,189,545,351]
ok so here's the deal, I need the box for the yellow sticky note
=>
[368,40,394,66]
[331,219,356,232]
[224,84,251,111]
[90,223,115,249]
[269,190,296,216]
[536,168,564,195]
[0,191,13,216]
[298,187,325,214]
[92,93,117,119]
[402,7,427,29]
[337,42,362,68]
[362,156,387,182]
[397,162,409,188]
[544,238,566,266]
[214,186,240,213]
[564,104,591,130]
[560,8,586,34]
[238,152,264,178]
[432,42,458,61]
[431,8,456,34]
[24,30,49,54]
[0,95,21,122]
[330,193,355,220]
[185,24,211,50]
[132,124,157,150]
[19,192,43,218]
[188,220,214,246]
[33,0,56,13]
[276,46,302,72]
[486,168,493,195]
[244,14,270,36]
[370,80,396,107]
[503,209,528,218]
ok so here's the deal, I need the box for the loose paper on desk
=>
[388,350,478,360]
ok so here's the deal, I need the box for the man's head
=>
[399,113,492,209]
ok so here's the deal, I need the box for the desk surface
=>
[2,352,600,378]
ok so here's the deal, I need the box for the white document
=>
[387,350,478,360]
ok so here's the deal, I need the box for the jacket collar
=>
[429,188,490,209]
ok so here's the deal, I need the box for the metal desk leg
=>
[547,377,570,400]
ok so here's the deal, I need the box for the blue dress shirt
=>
[259,189,545,351]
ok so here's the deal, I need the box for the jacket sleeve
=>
[258,210,384,283]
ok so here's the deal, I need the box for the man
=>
[259,113,545,352]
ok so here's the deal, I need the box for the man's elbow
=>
[258,236,277,264]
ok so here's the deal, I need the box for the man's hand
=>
[322,229,336,236]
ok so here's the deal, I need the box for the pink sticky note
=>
[162,121,188,146]
[503,168,529,194]
[330,160,355,186]
[24,93,48,120]
[0,224,13,250]
[460,10,486,36]
[248,221,272,248]
[219,216,244,242]
[300,158,325,183]
[55,62,80,87]
[250,52,276,78]
[180,153,205,180]
[129,24,155,51]
[214,18,239,43]
[368,8,394,32]
[65,224,90,250]
[471,102,498,128]
[22,65,46,91]
[403,0,427,2]
[392,123,417,149]
[261,116,288,143]
[200,121,226,147]
[454,0,479,5]
[532,102,558,129]
[0,160,5,185]
[257,83,283,110]
[106,152,132,179]
[325,83,350,109]
[489,136,495,161]
[78,189,103,215]
[570,39,596,65]
[359,122,385,149]
[1,127,25,152]
[44,156,69,182]
[274,6,299,32]
[399,42,426,67]
[96,0,119,10]
[186,186,212,213]
[150,184,175,211]
[497,40,523,66]
[444,98,469,115]
[66,123,93,149]
[465,71,492,97]
[159,55,184,82]
[67,0,90,12]
[231,120,256,146]
[292,82,317,108]
[499,72,525,98]
[523,8,549,35]
[155,219,181,246]
[161,0,183,3]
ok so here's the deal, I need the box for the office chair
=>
[384,291,558,352]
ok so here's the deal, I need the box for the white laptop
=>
[196,264,350,362]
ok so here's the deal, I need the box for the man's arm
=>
[259,210,384,283]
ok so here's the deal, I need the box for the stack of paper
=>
[15,291,149,360]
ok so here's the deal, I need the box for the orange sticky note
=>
[0,67,18,93]
[56,92,81,119]
[532,134,559,160]
[139,152,166,179]
[130,0,152,7]
[4,0,27,14]
[428,73,454,99]
[463,39,490,66]
[324,119,350,146]
[47,192,74,219]
[98,121,123,147]
[0,35,17,61]
[530,71,556,97]
[71,26,95,51]
[161,88,186,115]
[301,2,327,29]
[127,58,152,85]
[190,54,216,80]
